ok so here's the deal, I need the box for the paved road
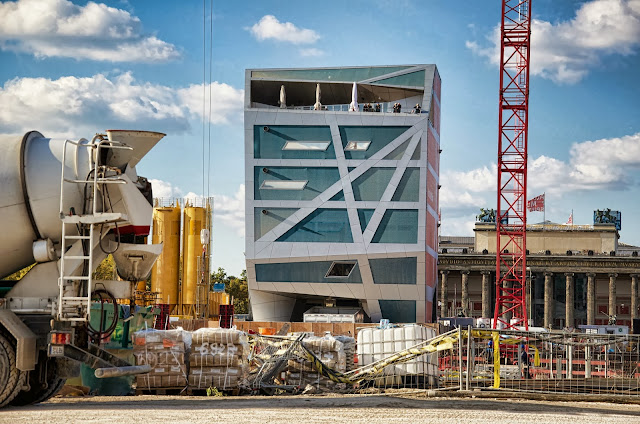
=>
[2,394,640,424]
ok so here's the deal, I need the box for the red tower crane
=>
[493,0,532,330]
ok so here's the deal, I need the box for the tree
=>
[4,264,35,281]
[226,275,248,314]
[93,255,116,280]
[211,267,249,314]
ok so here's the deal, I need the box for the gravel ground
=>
[2,394,640,424]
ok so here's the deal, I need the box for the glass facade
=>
[357,209,375,232]
[351,168,396,201]
[254,125,334,159]
[371,70,426,88]
[276,209,353,243]
[383,140,410,160]
[246,64,439,323]
[254,208,299,240]
[255,261,363,283]
[370,257,417,284]
[391,168,420,202]
[255,166,340,201]
[340,126,410,159]
[378,300,417,323]
[371,210,419,243]
[251,66,411,82]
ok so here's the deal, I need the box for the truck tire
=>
[0,332,27,408]
[10,354,67,406]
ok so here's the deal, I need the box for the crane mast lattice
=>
[493,0,532,330]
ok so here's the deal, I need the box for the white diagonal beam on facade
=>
[363,131,423,244]
[256,120,424,243]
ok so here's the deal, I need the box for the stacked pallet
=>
[188,328,248,390]
[133,329,188,389]
[334,335,356,371]
[286,336,348,390]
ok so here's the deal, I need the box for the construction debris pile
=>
[285,335,353,390]
[189,328,249,390]
[133,329,188,389]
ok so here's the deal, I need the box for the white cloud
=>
[439,132,640,233]
[150,181,246,237]
[299,47,325,57]
[178,82,244,125]
[149,179,182,199]
[440,165,496,210]
[249,15,320,44]
[466,0,640,83]
[211,185,245,237]
[0,72,244,136]
[0,0,179,62]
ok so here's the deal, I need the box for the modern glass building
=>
[244,65,441,323]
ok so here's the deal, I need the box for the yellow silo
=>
[135,281,147,306]
[181,205,207,311]
[151,203,181,310]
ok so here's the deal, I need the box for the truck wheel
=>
[0,332,27,408]
[10,354,67,406]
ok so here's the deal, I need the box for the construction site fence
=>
[440,328,640,398]
[248,327,640,398]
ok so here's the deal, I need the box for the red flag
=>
[566,212,573,225]
[527,193,545,212]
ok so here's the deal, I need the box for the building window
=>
[282,141,330,151]
[344,141,371,151]
[260,180,308,190]
[325,261,356,278]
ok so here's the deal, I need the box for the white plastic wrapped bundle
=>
[188,328,248,390]
[286,335,348,389]
[132,328,190,389]
[334,335,356,371]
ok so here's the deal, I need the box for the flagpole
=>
[543,192,546,230]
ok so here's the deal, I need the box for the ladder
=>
[57,137,132,322]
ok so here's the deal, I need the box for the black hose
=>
[87,289,119,343]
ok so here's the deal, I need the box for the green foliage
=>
[3,264,35,281]
[206,386,223,397]
[93,255,116,280]
[211,267,249,314]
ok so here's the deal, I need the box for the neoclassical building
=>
[438,222,640,329]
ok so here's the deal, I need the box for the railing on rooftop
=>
[251,102,426,115]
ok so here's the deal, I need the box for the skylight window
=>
[260,180,308,190]
[344,141,371,151]
[282,141,330,151]
[325,261,356,278]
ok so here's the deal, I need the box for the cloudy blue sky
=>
[1,0,639,275]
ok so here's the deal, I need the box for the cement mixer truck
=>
[0,129,165,407]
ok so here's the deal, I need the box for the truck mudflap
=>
[0,309,37,371]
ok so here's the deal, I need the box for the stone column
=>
[461,270,470,317]
[544,272,554,329]
[586,273,596,325]
[481,271,492,318]
[527,271,534,321]
[631,274,638,322]
[440,271,449,318]
[565,273,575,329]
[502,278,513,322]
[609,273,618,319]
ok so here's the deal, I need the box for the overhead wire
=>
[207,0,213,199]
[202,0,207,199]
